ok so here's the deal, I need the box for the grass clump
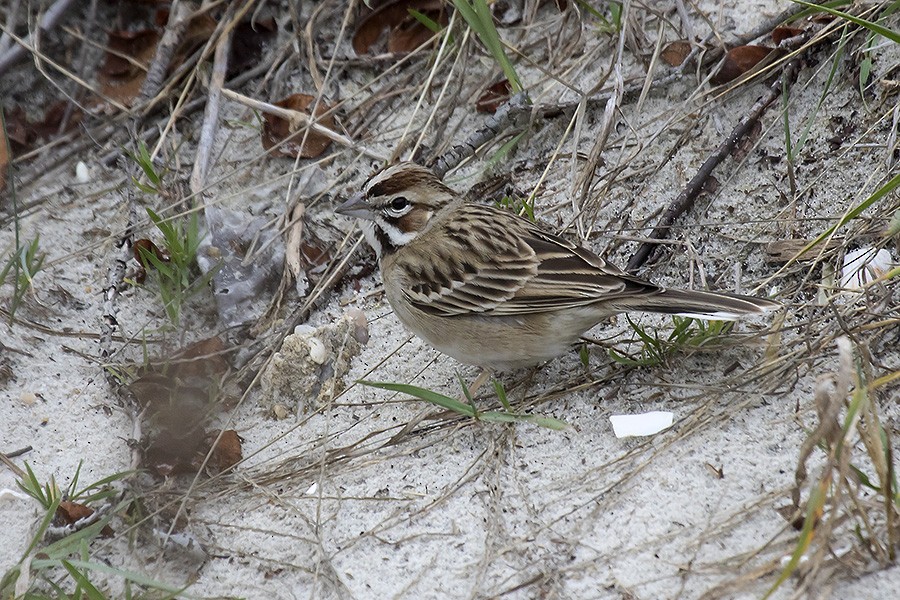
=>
[608,316,732,367]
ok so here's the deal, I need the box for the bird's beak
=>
[335,192,376,221]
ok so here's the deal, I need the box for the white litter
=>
[610,411,674,438]
[75,161,90,183]
[840,247,893,290]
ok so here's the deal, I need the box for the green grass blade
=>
[61,560,107,600]
[360,380,476,416]
[451,0,523,92]
[793,1,900,43]
[358,381,567,429]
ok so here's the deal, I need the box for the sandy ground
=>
[1,0,899,598]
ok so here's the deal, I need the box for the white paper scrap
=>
[610,411,674,438]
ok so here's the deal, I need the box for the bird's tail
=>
[621,288,781,321]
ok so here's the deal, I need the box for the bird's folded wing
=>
[401,206,659,317]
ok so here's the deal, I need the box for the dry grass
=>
[1,0,898,597]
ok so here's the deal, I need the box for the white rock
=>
[610,411,674,438]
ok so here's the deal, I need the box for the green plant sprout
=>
[137,207,219,328]
[0,234,45,322]
[359,379,567,430]
[3,463,178,599]
[608,316,732,367]
[451,0,523,93]
[573,0,623,34]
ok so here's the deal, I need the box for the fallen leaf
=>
[711,45,774,85]
[661,40,692,66]
[476,79,513,113]
[765,238,843,263]
[133,238,168,267]
[171,336,230,380]
[57,500,94,523]
[353,0,446,55]
[57,501,115,536]
[4,102,82,152]
[772,26,804,45]
[205,429,243,471]
[261,93,337,159]
[97,28,161,105]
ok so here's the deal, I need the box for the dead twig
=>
[190,19,232,195]
[221,87,388,161]
[626,57,802,273]
[135,1,194,109]
[0,0,76,76]
[430,91,532,178]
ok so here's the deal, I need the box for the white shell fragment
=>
[610,411,674,438]
[840,247,893,290]
[307,337,327,364]
[75,161,90,183]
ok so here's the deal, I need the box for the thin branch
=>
[220,87,388,161]
[0,0,76,76]
[190,21,232,195]
[625,58,802,273]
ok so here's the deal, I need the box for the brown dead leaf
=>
[172,336,230,380]
[711,45,774,85]
[476,79,512,113]
[57,501,115,536]
[57,500,94,523]
[261,94,336,159]
[772,26,805,45]
[353,0,446,55]
[4,102,82,153]
[97,28,161,106]
[170,10,217,69]
[765,238,844,263]
[96,10,215,107]
[661,40,692,67]
[133,238,168,267]
[205,429,243,471]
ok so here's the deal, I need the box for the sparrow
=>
[337,162,779,371]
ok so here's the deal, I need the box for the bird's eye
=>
[390,196,409,211]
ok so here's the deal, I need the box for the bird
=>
[336,162,780,372]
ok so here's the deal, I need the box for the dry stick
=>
[190,26,231,194]
[0,451,27,479]
[135,1,193,109]
[428,3,810,181]
[0,0,22,55]
[0,0,76,76]
[220,87,388,161]
[625,58,802,273]
[429,91,533,178]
